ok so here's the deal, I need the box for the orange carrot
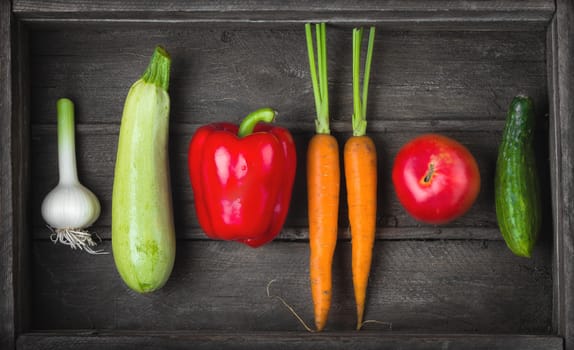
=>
[308,134,340,331]
[345,136,377,329]
[305,22,339,332]
[346,26,377,330]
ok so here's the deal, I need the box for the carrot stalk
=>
[346,26,377,330]
[305,22,339,332]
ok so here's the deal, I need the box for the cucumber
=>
[112,47,176,292]
[495,95,541,258]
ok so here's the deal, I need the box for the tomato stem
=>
[423,163,435,183]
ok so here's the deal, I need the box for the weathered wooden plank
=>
[16,332,564,350]
[27,28,548,125]
[34,226,505,242]
[13,21,32,349]
[13,0,555,28]
[0,0,15,348]
[13,0,557,13]
[30,240,552,333]
[34,120,511,135]
[12,1,561,347]
[29,128,513,239]
[549,0,574,349]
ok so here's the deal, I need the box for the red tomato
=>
[392,133,481,224]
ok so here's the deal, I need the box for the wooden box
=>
[2,0,574,349]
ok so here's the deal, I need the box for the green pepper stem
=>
[56,98,79,185]
[141,46,171,92]
[352,27,376,137]
[237,108,277,137]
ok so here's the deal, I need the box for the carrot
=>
[308,134,339,331]
[345,27,377,330]
[305,22,339,332]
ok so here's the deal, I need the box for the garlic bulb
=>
[41,183,100,229]
[41,98,105,254]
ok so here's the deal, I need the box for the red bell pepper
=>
[188,108,297,248]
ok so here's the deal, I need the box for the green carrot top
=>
[352,27,376,137]
[305,23,330,135]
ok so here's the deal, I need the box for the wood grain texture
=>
[0,0,14,347]
[12,0,555,29]
[13,21,32,347]
[30,240,553,333]
[14,0,557,13]
[7,0,561,348]
[549,0,574,348]
[16,332,564,350]
[28,27,548,125]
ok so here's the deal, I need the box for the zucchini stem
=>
[141,46,171,92]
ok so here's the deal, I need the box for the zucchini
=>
[112,46,176,292]
[495,95,541,258]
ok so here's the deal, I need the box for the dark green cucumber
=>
[495,95,541,258]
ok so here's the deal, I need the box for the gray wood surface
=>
[16,332,564,350]
[28,27,548,125]
[549,0,574,349]
[2,0,33,347]
[0,0,15,349]
[12,0,555,30]
[1,0,566,349]
[30,240,552,333]
[13,0,556,13]
[13,21,32,350]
